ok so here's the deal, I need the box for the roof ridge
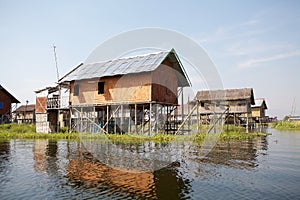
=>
[84,50,168,66]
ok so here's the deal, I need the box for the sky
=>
[1,0,300,119]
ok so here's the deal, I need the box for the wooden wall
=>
[0,90,12,115]
[252,107,265,118]
[36,97,47,113]
[69,65,179,106]
[151,63,178,104]
[199,99,252,114]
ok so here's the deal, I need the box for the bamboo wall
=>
[251,107,265,118]
[199,100,252,114]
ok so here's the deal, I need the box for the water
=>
[0,129,300,199]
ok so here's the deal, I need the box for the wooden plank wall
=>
[70,72,153,105]
[199,100,252,114]
[0,90,12,115]
[151,64,178,104]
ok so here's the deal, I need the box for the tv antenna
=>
[53,44,60,81]
[290,97,296,117]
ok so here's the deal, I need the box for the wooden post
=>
[135,104,137,134]
[80,107,83,132]
[149,103,152,136]
[106,105,109,133]
[188,96,190,130]
[196,101,199,133]
[156,104,159,135]
[181,87,184,126]
[142,105,144,135]
[128,106,131,134]
[246,113,249,133]
[69,107,72,133]
[114,106,117,134]
[121,104,124,134]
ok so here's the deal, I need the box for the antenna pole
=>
[53,44,59,81]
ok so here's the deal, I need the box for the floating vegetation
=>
[0,124,267,142]
[274,121,300,130]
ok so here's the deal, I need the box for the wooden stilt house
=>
[44,49,191,134]
[194,88,255,127]
[251,98,268,124]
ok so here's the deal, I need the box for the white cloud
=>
[238,50,300,68]
[226,40,294,56]
[199,19,264,44]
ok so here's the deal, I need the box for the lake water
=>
[0,129,300,199]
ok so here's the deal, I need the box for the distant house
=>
[14,104,36,124]
[194,88,255,126]
[36,49,191,134]
[35,85,70,133]
[251,98,268,123]
[0,84,20,124]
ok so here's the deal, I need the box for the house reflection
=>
[33,140,59,174]
[66,149,191,199]
[188,135,268,169]
[33,139,48,173]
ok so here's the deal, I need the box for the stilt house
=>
[251,98,268,123]
[36,49,191,134]
[195,88,255,126]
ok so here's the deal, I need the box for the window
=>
[98,82,105,94]
[74,84,79,96]
[0,102,3,109]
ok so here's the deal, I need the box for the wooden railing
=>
[47,96,69,109]
[47,97,60,109]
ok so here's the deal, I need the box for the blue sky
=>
[1,0,299,119]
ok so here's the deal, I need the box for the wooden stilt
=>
[196,101,199,133]
[135,104,137,134]
[106,105,109,133]
[142,105,144,135]
[149,103,152,136]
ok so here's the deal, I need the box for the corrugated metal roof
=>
[61,51,168,81]
[59,49,190,87]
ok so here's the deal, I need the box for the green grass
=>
[0,124,267,143]
[274,121,300,130]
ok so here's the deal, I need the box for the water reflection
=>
[187,136,268,170]
[33,140,48,173]
[0,134,272,199]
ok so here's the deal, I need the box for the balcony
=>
[47,96,69,110]
[47,97,60,109]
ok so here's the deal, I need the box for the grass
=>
[0,124,267,143]
[274,121,300,130]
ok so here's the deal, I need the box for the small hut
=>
[0,84,20,124]
[14,104,36,124]
[194,88,255,126]
[251,98,268,125]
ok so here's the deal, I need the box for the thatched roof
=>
[14,104,36,113]
[252,98,267,109]
[195,88,255,104]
